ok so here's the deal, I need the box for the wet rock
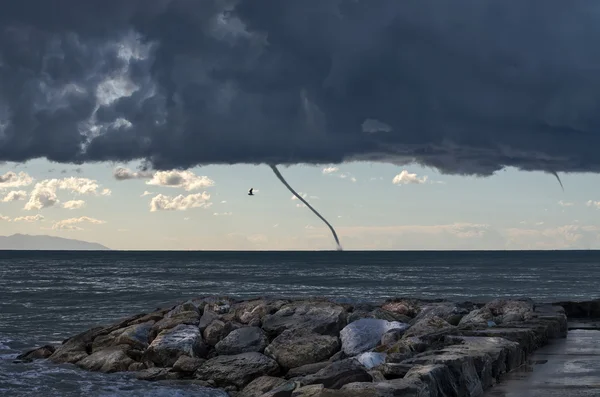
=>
[262,301,347,337]
[128,362,147,371]
[15,345,55,363]
[412,302,469,326]
[216,326,269,355]
[285,361,331,379]
[375,336,427,356]
[135,367,171,381]
[49,326,105,364]
[458,308,496,329]
[173,355,206,373]
[299,359,372,389]
[205,299,233,315]
[242,375,288,397]
[92,321,154,352]
[381,299,421,318]
[291,384,324,397]
[265,328,340,370]
[129,308,171,325]
[328,351,346,362]
[380,328,406,347]
[340,318,408,356]
[338,377,427,397]
[376,363,413,379]
[234,299,289,326]
[76,345,134,373]
[355,352,386,369]
[259,381,298,397]
[403,316,456,338]
[195,352,280,388]
[203,320,232,346]
[144,324,208,367]
[200,310,221,333]
[347,308,411,324]
[484,299,534,323]
[151,311,200,336]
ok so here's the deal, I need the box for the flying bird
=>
[248,188,254,196]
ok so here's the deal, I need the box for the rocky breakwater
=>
[17,297,567,397]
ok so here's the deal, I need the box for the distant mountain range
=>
[0,234,110,250]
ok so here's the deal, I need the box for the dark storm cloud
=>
[0,0,599,175]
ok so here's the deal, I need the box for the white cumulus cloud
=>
[392,170,428,185]
[24,177,110,210]
[14,214,44,222]
[1,190,27,202]
[0,171,33,189]
[147,170,215,191]
[63,200,86,210]
[586,200,600,209]
[322,166,339,175]
[150,192,212,211]
[0,214,11,222]
[52,216,106,231]
[558,200,574,207]
[113,167,153,180]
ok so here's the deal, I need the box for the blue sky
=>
[1,160,600,250]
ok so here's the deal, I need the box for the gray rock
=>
[49,326,105,364]
[299,358,372,389]
[173,355,206,373]
[144,324,208,367]
[199,310,221,332]
[412,302,468,326]
[381,300,422,318]
[339,377,427,397]
[403,316,456,338]
[129,308,170,326]
[135,367,171,381]
[152,311,200,336]
[15,345,55,363]
[92,321,154,352]
[195,352,280,388]
[290,384,324,397]
[285,361,331,379]
[262,301,347,337]
[485,299,534,321]
[242,376,288,397]
[458,308,496,329]
[376,363,413,379]
[203,320,232,346]
[234,299,289,326]
[259,381,298,397]
[216,326,269,355]
[265,328,340,370]
[340,318,408,356]
[380,328,405,347]
[76,345,134,373]
[128,362,147,371]
[347,308,411,324]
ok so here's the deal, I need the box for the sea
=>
[1,250,599,397]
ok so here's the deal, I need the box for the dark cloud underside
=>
[0,0,598,175]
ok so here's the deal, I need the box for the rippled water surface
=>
[1,250,599,396]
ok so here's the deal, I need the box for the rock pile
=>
[17,297,568,397]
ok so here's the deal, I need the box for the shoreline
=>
[16,296,594,397]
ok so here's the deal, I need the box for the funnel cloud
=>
[0,1,599,176]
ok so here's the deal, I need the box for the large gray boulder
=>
[92,321,154,352]
[340,318,408,356]
[144,324,207,367]
[195,352,280,389]
[262,301,346,336]
[265,328,340,370]
[403,316,456,338]
[151,311,200,336]
[215,326,269,355]
[298,359,372,389]
[412,302,470,326]
[458,308,496,329]
[241,375,288,397]
[76,345,134,373]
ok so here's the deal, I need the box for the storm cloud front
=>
[0,0,599,175]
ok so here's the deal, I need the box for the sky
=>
[2,1,600,250]
[2,161,600,250]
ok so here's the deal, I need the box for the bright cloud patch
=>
[392,170,428,185]
[558,200,574,207]
[0,171,33,189]
[150,192,211,211]
[147,170,215,191]
[14,214,44,222]
[141,191,153,197]
[586,200,600,209]
[24,177,110,210]
[213,212,233,216]
[322,167,339,175]
[63,200,86,209]
[113,167,153,180]
[1,190,27,202]
[52,216,106,231]
[0,214,11,221]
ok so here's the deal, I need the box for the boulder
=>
[402,316,456,338]
[196,352,280,389]
[265,329,340,370]
[144,324,207,367]
[151,311,200,336]
[375,336,427,356]
[262,301,347,337]
[200,310,222,332]
[49,326,105,364]
[355,352,386,369]
[242,376,288,397]
[376,363,413,379]
[380,328,406,347]
[92,321,154,352]
[75,345,134,373]
[347,308,411,324]
[135,367,171,381]
[15,345,55,363]
[458,308,496,329]
[340,318,408,356]
[290,384,324,397]
[299,359,372,389]
[381,300,421,318]
[129,308,170,325]
[216,326,269,355]
[484,299,534,323]
[234,299,288,326]
[203,320,233,346]
[172,355,206,373]
[285,361,331,379]
[412,302,469,326]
